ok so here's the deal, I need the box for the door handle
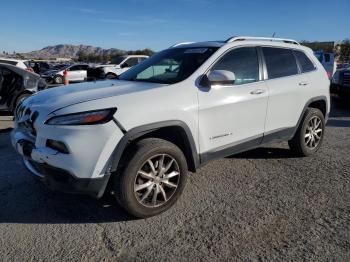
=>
[299,81,309,86]
[250,89,265,95]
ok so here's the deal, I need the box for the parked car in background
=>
[314,51,336,78]
[30,61,51,74]
[331,67,350,100]
[97,55,149,79]
[336,63,350,70]
[41,64,89,84]
[11,36,330,218]
[0,63,47,111]
[0,58,34,72]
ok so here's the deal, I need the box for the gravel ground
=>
[0,102,349,261]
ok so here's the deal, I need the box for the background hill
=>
[17,44,154,60]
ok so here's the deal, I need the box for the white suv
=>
[0,58,33,72]
[96,55,149,79]
[11,36,330,218]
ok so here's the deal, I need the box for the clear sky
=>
[1,0,349,53]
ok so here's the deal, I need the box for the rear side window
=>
[262,47,298,79]
[294,50,316,73]
[211,47,259,85]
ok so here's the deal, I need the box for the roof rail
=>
[171,42,195,48]
[226,36,300,45]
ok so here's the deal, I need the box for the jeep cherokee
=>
[11,36,330,218]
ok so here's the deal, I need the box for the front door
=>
[198,47,268,156]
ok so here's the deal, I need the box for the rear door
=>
[262,47,309,135]
[67,65,80,81]
[79,65,88,80]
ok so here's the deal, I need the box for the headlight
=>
[45,108,117,125]
[24,76,39,90]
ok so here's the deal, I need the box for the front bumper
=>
[13,138,110,198]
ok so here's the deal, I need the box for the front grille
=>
[343,72,350,86]
[15,104,38,137]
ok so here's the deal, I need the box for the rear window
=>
[294,50,316,73]
[262,47,298,79]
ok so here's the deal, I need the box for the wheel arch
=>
[10,90,33,111]
[293,95,329,137]
[110,120,200,174]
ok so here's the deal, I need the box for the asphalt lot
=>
[0,102,349,261]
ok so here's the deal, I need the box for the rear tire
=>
[53,75,63,84]
[105,73,117,79]
[288,108,325,156]
[113,138,188,218]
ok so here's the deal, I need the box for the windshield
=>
[111,56,127,65]
[119,47,218,84]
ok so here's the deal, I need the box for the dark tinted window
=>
[124,58,139,67]
[79,65,89,70]
[211,47,259,85]
[324,53,331,63]
[262,47,298,79]
[1,68,13,76]
[294,50,315,73]
[68,65,81,71]
[111,56,127,65]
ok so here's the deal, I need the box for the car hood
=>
[23,80,166,113]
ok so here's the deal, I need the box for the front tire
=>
[288,108,325,156]
[105,73,117,79]
[113,138,188,218]
[53,75,63,84]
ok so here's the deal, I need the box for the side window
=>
[324,53,331,63]
[1,68,13,76]
[68,65,80,71]
[124,58,139,67]
[294,50,316,73]
[80,65,88,70]
[211,47,259,85]
[262,47,298,79]
[138,57,147,63]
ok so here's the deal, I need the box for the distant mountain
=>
[21,44,127,59]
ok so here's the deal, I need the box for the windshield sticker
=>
[184,48,208,54]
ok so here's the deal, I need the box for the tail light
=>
[26,68,34,73]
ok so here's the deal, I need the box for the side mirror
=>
[207,70,235,86]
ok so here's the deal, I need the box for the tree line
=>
[301,39,350,63]
[76,48,155,63]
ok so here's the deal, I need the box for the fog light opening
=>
[46,139,69,154]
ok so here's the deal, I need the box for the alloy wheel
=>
[304,116,323,149]
[134,154,180,208]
